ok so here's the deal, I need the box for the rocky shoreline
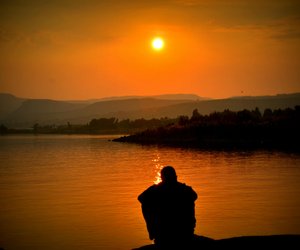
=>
[133,234,300,249]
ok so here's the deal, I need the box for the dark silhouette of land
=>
[2,106,299,151]
[138,166,197,248]
[1,92,299,128]
[133,234,300,249]
[114,106,300,151]
[0,93,198,127]
[1,92,300,151]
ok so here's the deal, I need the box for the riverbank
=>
[133,234,300,249]
[113,107,300,151]
[113,125,300,151]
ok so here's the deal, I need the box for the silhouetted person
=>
[138,166,197,249]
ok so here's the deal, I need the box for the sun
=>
[152,37,164,51]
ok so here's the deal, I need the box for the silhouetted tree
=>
[263,108,273,120]
[115,106,300,150]
[252,107,262,122]
[190,109,202,123]
[33,123,39,133]
[178,115,189,126]
[0,124,8,134]
[237,109,256,123]
[89,117,117,130]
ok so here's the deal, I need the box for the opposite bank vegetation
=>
[1,106,299,150]
[114,106,300,151]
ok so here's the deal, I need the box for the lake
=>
[0,135,300,250]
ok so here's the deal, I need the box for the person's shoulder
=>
[178,182,192,189]
[178,182,192,190]
[178,182,198,199]
[138,184,159,202]
[146,184,159,192]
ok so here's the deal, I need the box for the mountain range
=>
[1,92,299,128]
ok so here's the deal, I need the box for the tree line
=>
[0,117,177,134]
[114,106,300,150]
[1,106,299,146]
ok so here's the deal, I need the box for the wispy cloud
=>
[267,17,300,40]
[271,30,300,40]
[208,15,300,42]
[173,0,200,6]
[0,27,23,43]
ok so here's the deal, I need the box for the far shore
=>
[113,135,300,152]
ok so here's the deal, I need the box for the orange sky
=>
[0,0,299,99]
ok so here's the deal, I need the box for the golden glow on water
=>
[1,135,300,250]
[152,155,163,184]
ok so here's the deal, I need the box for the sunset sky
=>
[0,0,299,100]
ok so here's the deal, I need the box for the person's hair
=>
[161,166,177,183]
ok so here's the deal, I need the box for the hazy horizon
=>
[2,90,300,102]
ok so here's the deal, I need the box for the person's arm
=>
[141,203,156,240]
[138,186,157,240]
[191,187,197,201]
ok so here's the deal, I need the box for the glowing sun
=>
[152,37,164,51]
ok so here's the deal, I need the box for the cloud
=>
[269,16,300,40]
[0,26,62,48]
[270,28,300,40]
[205,11,300,43]
[172,0,200,6]
[271,30,300,40]
[0,26,26,44]
[0,27,14,42]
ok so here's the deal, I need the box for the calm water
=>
[0,135,300,250]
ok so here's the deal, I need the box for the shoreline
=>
[133,234,300,249]
[113,135,300,152]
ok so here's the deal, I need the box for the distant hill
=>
[0,94,197,127]
[67,94,205,104]
[0,93,25,119]
[81,98,193,116]
[97,94,206,102]
[130,93,300,119]
[0,92,299,128]
[5,99,87,126]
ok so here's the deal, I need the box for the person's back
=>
[138,166,197,248]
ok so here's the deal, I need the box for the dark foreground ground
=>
[133,234,300,249]
[0,235,299,250]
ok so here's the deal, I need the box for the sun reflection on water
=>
[152,155,163,184]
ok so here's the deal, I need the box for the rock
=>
[132,234,300,249]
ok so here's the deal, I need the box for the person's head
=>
[161,166,177,184]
